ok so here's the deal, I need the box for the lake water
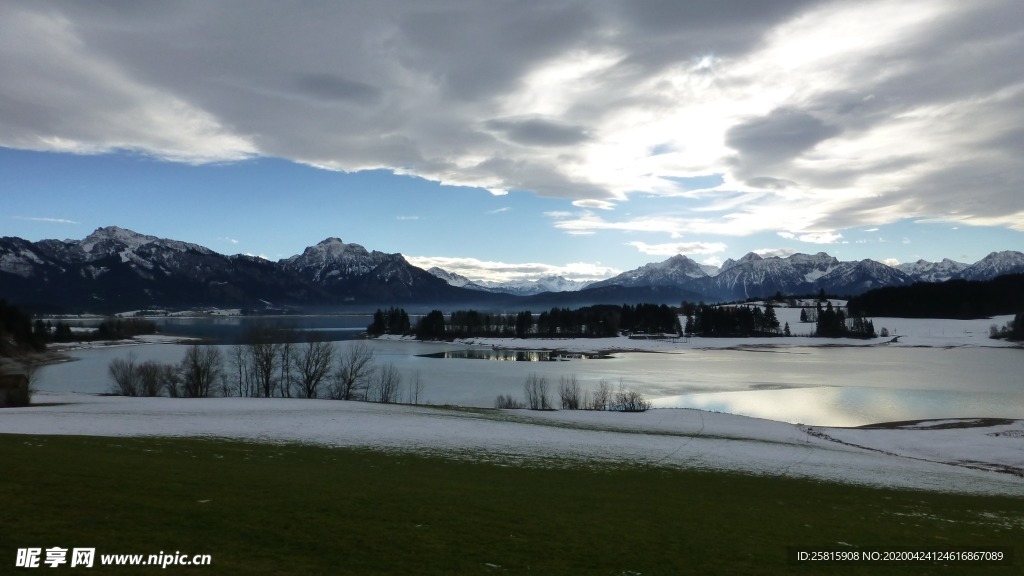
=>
[31,317,1024,427]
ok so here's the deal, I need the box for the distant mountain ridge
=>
[1,227,1021,312]
[0,227,496,312]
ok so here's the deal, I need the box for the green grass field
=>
[2,434,1019,575]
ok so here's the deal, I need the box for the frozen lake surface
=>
[32,313,1024,426]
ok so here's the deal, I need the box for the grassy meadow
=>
[2,434,1020,575]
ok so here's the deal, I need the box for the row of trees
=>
[366,307,411,336]
[107,326,425,403]
[813,302,876,338]
[682,302,783,337]
[495,374,651,412]
[28,317,158,344]
[412,304,682,341]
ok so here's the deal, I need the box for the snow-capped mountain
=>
[0,228,495,312]
[2,227,1021,311]
[959,251,1024,281]
[588,255,709,289]
[701,252,842,300]
[426,268,592,295]
[814,259,912,295]
[480,275,593,296]
[896,258,968,283]
[426,267,492,291]
[281,238,402,284]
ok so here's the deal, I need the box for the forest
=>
[368,304,682,340]
[847,273,1024,319]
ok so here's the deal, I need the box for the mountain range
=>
[1,226,1022,313]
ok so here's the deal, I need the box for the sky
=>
[2,0,1022,283]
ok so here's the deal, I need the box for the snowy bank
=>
[3,392,1021,496]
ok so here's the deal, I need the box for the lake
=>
[32,330,1023,427]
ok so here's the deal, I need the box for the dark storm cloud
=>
[485,117,591,147]
[726,108,841,177]
[1,0,1023,231]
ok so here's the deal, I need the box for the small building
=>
[0,373,30,407]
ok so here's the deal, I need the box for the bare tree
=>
[613,380,652,412]
[228,344,253,397]
[108,354,138,396]
[408,370,425,405]
[180,345,223,398]
[136,360,165,397]
[278,337,296,398]
[14,352,41,404]
[590,378,611,411]
[293,336,335,399]
[558,374,583,410]
[370,362,402,403]
[523,373,552,410]
[249,338,280,398]
[162,363,183,398]
[329,341,375,400]
[494,394,524,409]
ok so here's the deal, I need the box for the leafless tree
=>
[180,345,223,398]
[278,337,296,398]
[248,337,280,398]
[589,378,611,411]
[136,360,165,397]
[371,362,402,403]
[14,352,41,403]
[523,372,552,410]
[108,354,138,396]
[494,394,524,409]
[163,363,183,397]
[228,344,253,397]
[408,370,425,405]
[329,341,375,400]
[613,380,652,412]
[558,374,583,410]
[293,336,335,399]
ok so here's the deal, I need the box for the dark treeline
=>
[412,304,681,340]
[813,301,876,339]
[683,302,781,337]
[848,274,1024,319]
[27,317,157,344]
[366,307,411,336]
[0,300,45,355]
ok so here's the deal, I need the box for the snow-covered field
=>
[3,392,1021,496]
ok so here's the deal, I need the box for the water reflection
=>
[420,349,609,361]
[653,386,1024,427]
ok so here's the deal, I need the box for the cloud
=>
[572,199,616,210]
[396,215,420,221]
[15,216,78,224]
[484,116,591,147]
[218,236,240,245]
[797,232,844,244]
[627,241,728,256]
[547,210,689,237]
[406,255,619,283]
[2,1,1023,233]
[754,247,797,258]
